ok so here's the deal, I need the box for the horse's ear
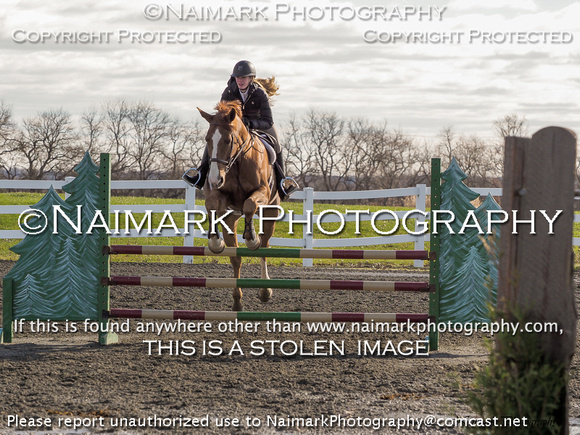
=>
[197,107,213,123]
[227,108,237,123]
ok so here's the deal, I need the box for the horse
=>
[197,100,281,311]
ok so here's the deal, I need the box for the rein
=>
[209,127,251,174]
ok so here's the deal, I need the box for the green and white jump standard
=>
[1,153,443,351]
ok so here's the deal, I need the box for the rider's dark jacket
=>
[220,77,273,131]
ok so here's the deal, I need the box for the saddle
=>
[249,130,298,200]
[251,130,277,165]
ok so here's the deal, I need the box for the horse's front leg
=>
[242,187,269,251]
[205,194,228,254]
[222,214,243,311]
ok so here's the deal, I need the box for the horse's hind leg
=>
[257,206,277,303]
[258,256,272,303]
[242,188,269,250]
[223,214,243,311]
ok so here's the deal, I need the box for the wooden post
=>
[498,126,577,433]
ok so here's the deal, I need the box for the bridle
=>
[208,124,251,174]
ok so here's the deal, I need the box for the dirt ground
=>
[0,259,579,434]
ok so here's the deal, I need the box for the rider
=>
[183,60,297,200]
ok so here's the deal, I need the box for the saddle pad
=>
[254,133,277,165]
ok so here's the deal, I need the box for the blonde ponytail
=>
[254,77,280,102]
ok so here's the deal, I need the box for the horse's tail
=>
[255,77,280,102]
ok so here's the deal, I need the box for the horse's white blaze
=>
[260,258,270,280]
[208,129,222,187]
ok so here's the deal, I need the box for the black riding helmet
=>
[232,60,256,77]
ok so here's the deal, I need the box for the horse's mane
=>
[214,100,243,120]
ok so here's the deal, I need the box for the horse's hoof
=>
[208,238,225,253]
[258,288,272,303]
[245,236,261,251]
[232,301,243,311]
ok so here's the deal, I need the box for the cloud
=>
[1,0,578,139]
[448,0,538,12]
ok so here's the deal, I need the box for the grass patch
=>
[466,307,566,434]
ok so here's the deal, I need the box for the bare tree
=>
[0,101,13,140]
[281,115,317,188]
[0,98,527,188]
[285,113,425,193]
[125,101,172,180]
[80,108,103,154]
[0,101,19,178]
[163,118,205,179]
[187,120,207,170]
[305,109,350,191]
[9,109,79,179]
[349,120,426,196]
[436,126,456,169]
[436,127,501,186]
[493,113,528,138]
[491,114,529,181]
[347,118,388,190]
[101,100,133,177]
[458,135,500,185]
[376,129,422,189]
[413,142,434,186]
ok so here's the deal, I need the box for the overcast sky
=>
[1,0,578,140]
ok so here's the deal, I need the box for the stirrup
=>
[280,177,299,198]
[182,167,202,189]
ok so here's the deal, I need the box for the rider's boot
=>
[182,149,209,190]
[274,152,298,201]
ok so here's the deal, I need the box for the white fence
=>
[0,179,576,266]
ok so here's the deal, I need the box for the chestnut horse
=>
[198,101,280,311]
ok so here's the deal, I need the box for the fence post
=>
[183,184,197,264]
[303,187,314,267]
[498,127,577,432]
[414,183,427,268]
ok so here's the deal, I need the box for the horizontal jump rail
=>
[106,276,431,292]
[107,309,430,323]
[107,245,429,261]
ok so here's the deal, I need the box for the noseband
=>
[209,124,251,174]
